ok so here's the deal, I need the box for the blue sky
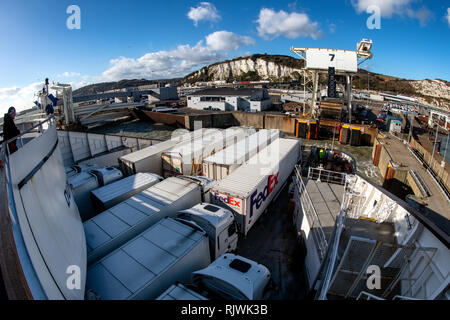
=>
[1,0,449,112]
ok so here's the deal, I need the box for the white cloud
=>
[187,2,221,26]
[351,0,412,17]
[58,72,81,78]
[256,8,322,40]
[0,82,43,114]
[352,0,433,25]
[206,31,255,51]
[446,8,450,27]
[0,80,91,114]
[1,30,255,111]
[407,6,433,27]
[101,41,226,81]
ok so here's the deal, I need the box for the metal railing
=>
[408,144,450,203]
[317,191,351,300]
[1,115,55,158]
[307,167,347,186]
[409,169,432,198]
[294,165,328,260]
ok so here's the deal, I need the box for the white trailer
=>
[210,139,301,235]
[84,176,215,265]
[161,128,248,177]
[90,172,163,213]
[202,129,282,180]
[118,128,218,176]
[85,217,211,300]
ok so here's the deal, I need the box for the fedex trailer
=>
[209,139,301,235]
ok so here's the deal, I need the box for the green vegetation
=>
[236,70,261,81]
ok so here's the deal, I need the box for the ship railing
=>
[1,115,55,158]
[294,165,328,260]
[318,221,440,299]
[307,167,346,186]
[317,189,351,300]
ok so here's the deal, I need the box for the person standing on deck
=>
[2,107,20,154]
[319,148,325,165]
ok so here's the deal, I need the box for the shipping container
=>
[90,172,163,213]
[209,139,301,236]
[118,129,218,176]
[86,217,211,300]
[161,128,248,178]
[339,125,350,144]
[84,176,215,264]
[295,120,308,139]
[202,129,282,180]
[350,127,361,146]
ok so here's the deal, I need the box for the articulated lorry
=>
[83,176,216,265]
[85,203,269,300]
[157,254,271,300]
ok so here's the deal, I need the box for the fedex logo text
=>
[250,172,279,217]
[212,193,241,208]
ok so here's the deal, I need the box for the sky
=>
[0,0,449,113]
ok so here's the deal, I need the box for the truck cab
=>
[191,254,271,300]
[176,203,238,260]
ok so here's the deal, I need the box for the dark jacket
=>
[2,113,20,142]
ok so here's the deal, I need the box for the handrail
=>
[294,165,328,259]
[317,184,351,300]
[308,167,346,186]
[1,115,55,146]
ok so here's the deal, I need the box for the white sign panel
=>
[306,49,357,73]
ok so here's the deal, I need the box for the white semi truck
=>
[83,176,216,265]
[157,254,271,300]
[85,204,270,300]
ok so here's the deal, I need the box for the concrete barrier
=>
[265,115,296,135]
[141,110,186,127]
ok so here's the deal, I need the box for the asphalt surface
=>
[236,183,309,300]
